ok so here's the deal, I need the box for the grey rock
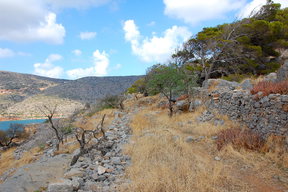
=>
[197,110,215,122]
[47,179,74,192]
[202,79,239,89]
[214,119,225,126]
[185,136,195,143]
[264,72,277,82]
[277,60,288,81]
[64,168,84,179]
[214,156,221,161]
[111,157,121,165]
[240,79,253,90]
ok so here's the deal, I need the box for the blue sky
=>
[0,0,287,79]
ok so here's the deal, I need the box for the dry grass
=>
[121,95,288,192]
[122,105,250,192]
[74,108,115,130]
[123,135,242,192]
[0,147,41,178]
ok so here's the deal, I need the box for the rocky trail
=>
[0,110,133,192]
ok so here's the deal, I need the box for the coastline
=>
[0,115,65,122]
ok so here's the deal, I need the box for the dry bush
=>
[250,80,288,98]
[216,128,264,151]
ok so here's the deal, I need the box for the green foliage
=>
[146,64,186,97]
[172,1,287,80]
[62,125,73,135]
[126,78,147,94]
[99,95,123,109]
[222,74,252,83]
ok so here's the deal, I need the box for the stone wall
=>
[207,88,288,136]
[191,77,288,136]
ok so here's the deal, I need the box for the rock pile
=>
[48,111,132,192]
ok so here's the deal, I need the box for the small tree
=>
[98,95,125,110]
[0,123,25,147]
[146,64,186,117]
[71,114,106,166]
[38,105,63,151]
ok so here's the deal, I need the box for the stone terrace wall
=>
[207,89,288,136]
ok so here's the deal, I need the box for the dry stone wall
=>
[190,76,288,137]
[207,89,288,136]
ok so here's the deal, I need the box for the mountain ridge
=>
[0,71,142,119]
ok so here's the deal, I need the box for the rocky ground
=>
[0,109,133,192]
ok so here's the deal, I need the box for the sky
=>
[0,0,287,79]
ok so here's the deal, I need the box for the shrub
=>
[216,128,264,151]
[222,74,252,83]
[0,123,28,147]
[250,80,288,97]
[98,95,125,110]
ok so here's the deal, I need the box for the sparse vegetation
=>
[0,123,27,148]
[216,127,265,151]
[251,80,288,97]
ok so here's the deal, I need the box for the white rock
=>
[97,165,106,175]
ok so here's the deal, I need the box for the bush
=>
[222,74,252,83]
[98,95,124,110]
[250,80,288,97]
[216,128,264,151]
[0,123,28,147]
[85,95,125,117]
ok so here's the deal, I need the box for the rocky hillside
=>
[0,71,142,119]
[43,76,143,103]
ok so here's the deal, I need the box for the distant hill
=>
[44,76,142,103]
[0,71,68,95]
[0,71,142,119]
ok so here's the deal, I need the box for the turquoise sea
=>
[0,119,46,131]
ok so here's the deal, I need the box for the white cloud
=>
[239,0,288,18]
[0,48,15,58]
[34,54,64,78]
[0,48,30,58]
[45,0,111,9]
[123,20,191,63]
[79,32,97,40]
[163,0,246,25]
[0,0,65,44]
[72,49,82,56]
[67,50,109,79]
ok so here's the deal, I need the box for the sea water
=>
[0,119,46,131]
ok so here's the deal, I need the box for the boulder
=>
[202,79,239,90]
[47,179,74,192]
[64,168,84,179]
[176,100,190,111]
[277,60,288,81]
[240,79,253,90]
[264,72,277,82]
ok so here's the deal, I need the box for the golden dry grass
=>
[74,108,115,130]
[121,95,288,192]
[0,147,41,178]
